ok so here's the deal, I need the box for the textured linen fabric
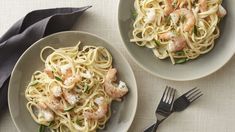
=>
[0,6,91,111]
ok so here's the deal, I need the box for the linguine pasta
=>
[131,0,227,64]
[25,42,128,132]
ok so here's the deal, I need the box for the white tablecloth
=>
[1,0,235,132]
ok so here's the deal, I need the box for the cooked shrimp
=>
[199,0,207,12]
[170,8,196,31]
[44,68,54,79]
[83,97,108,120]
[39,96,63,111]
[167,36,186,52]
[164,0,174,15]
[59,64,73,79]
[74,74,81,82]
[64,74,81,86]
[144,9,156,23]
[48,98,64,111]
[105,68,117,82]
[37,99,56,122]
[63,90,79,105]
[217,5,227,17]
[51,85,62,97]
[38,109,54,122]
[104,68,128,99]
[159,32,176,40]
[38,101,48,110]
[80,70,92,79]
[60,64,72,74]
[177,0,188,8]
[63,68,73,79]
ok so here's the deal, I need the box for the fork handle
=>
[151,121,160,132]
[144,120,164,132]
[143,123,155,132]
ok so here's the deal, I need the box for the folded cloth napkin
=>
[0,6,91,112]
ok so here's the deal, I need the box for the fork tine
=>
[168,88,176,104]
[165,86,172,103]
[162,86,170,102]
[166,86,174,103]
[189,92,203,103]
[187,88,201,100]
[187,89,201,100]
[185,87,198,97]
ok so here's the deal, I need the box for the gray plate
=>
[118,0,235,81]
[8,31,138,132]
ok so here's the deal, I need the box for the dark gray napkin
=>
[0,6,91,111]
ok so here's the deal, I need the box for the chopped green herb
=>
[175,51,185,56]
[175,58,188,64]
[55,76,63,82]
[83,84,89,93]
[49,121,55,127]
[154,40,161,46]
[52,67,57,73]
[64,106,74,112]
[131,10,138,20]
[30,81,38,86]
[76,119,83,126]
[39,124,46,132]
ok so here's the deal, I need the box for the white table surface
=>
[1,0,235,132]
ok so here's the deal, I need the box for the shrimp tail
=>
[104,69,129,99]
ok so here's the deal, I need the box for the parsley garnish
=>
[83,84,89,93]
[76,119,83,126]
[175,51,185,56]
[39,124,46,132]
[131,10,138,20]
[175,58,188,64]
[154,40,161,46]
[55,76,63,82]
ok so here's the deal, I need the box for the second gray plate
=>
[118,0,235,81]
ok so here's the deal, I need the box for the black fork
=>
[173,87,203,111]
[151,86,176,132]
[144,87,203,132]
